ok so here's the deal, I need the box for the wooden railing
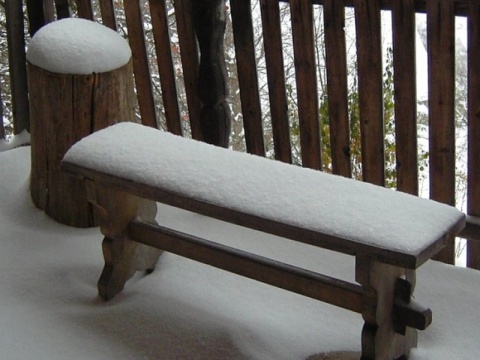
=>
[1,0,479,267]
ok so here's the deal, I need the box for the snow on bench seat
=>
[62,123,465,269]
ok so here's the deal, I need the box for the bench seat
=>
[62,122,464,269]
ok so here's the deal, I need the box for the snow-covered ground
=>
[1,146,479,360]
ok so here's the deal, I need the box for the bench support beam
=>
[129,219,364,313]
[356,256,421,360]
[86,181,162,300]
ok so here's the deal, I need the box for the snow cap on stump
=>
[27,18,131,75]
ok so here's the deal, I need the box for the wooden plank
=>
[149,0,183,135]
[427,0,456,264]
[130,219,364,313]
[75,0,94,20]
[259,0,292,164]
[354,0,385,186]
[356,257,419,359]
[90,61,136,132]
[5,0,30,134]
[460,217,480,242]
[230,0,265,156]
[191,0,231,147]
[99,0,117,30]
[289,0,321,170]
[28,64,48,210]
[55,0,71,19]
[467,0,480,269]
[174,0,202,141]
[323,0,352,177]
[88,183,162,300]
[43,0,56,23]
[61,161,462,269]
[0,81,4,139]
[25,0,46,36]
[123,0,158,128]
[392,0,418,195]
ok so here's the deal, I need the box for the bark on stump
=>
[28,60,135,227]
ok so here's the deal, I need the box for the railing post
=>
[467,0,480,270]
[191,0,231,147]
[5,0,30,134]
[27,19,135,227]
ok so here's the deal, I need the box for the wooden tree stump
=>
[27,18,135,227]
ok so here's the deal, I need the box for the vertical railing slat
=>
[123,0,158,128]
[427,0,456,264]
[43,0,56,23]
[25,0,46,36]
[75,0,94,20]
[150,0,183,135]
[354,0,385,186]
[191,0,231,147]
[5,0,30,134]
[259,0,292,163]
[0,81,4,140]
[323,0,351,177]
[230,0,265,156]
[467,0,480,269]
[392,0,418,195]
[174,0,202,141]
[99,0,117,30]
[290,0,321,170]
[55,0,71,19]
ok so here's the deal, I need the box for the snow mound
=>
[27,18,131,75]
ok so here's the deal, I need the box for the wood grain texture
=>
[29,61,135,227]
[467,0,480,269]
[99,0,117,30]
[150,0,183,135]
[259,0,292,163]
[192,0,231,147]
[88,182,162,301]
[130,219,363,313]
[392,0,418,195]
[427,0,456,264]
[174,0,203,141]
[0,81,4,139]
[323,0,351,177]
[356,257,418,359]
[6,0,30,133]
[124,0,158,128]
[290,0,321,170]
[230,0,266,156]
[75,0,94,20]
[354,0,385,186]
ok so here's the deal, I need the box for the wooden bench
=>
[62,122,465,359]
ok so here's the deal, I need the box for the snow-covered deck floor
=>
[1,146,479,360]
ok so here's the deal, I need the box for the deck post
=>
[191,0,231,147]
[27,19,135,227]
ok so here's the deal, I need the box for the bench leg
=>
[356,256,419,360]
[86,181,163,300]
